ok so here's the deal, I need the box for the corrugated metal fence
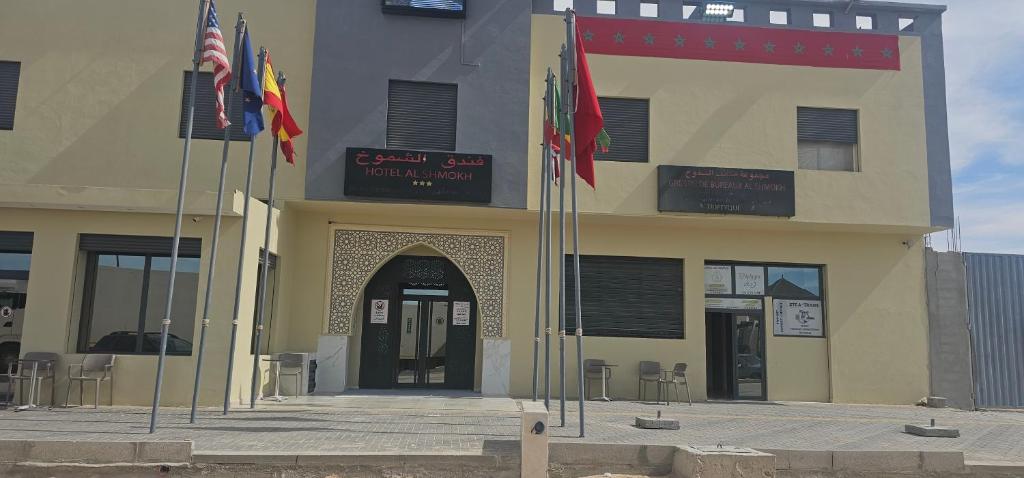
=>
[965,253,1024,409]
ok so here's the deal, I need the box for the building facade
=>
[0,0,951,407]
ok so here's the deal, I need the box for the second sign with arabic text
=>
[658,165,795,217]
[344,147,493,203]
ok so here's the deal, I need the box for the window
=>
[553,0,573,11]
[767,267,821,298]
[726,7,745,22]
[250,251,278,354]
[565,256,684,339]
[387,80,457,151]
[797,107,859,172]
[178,71,249,142]
[596,0,616,15]
[596,97,649,163]
[382,0,466,18]
[77,235,201,355]
[812,12,832,28]
[640,1,658,18]
[856,14,875,30]
[682,4,699,19]
[899,17,916,32]
[0,61,20,131]
[769,10,789,25]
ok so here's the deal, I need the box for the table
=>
[14,360,41,411]
[260,358,288,402]
[592,364,617,402]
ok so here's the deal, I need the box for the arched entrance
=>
[358,255,477,390]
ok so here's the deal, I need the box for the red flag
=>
[572,21,603,189]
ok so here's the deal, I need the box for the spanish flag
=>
[262,52,303,164]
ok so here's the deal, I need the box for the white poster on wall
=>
[370,299,389,324]
[705,297,763,311]
[453,301,471,326]
[735,266,765,296]
[704,265,733,295]
[773,299,824,337]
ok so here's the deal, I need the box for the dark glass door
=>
[706,311,767,400]
[734,315,766,400]
[397,296,449,387]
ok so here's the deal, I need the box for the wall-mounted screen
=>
[382,0,467,18]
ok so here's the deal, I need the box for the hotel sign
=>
[658,166,795,217]
[344,147,492,203]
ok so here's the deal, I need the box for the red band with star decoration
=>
[576,16,901,71]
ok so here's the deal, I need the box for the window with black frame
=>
[77,235,200,355]
[767,265,825,337]
[250,251,278,355]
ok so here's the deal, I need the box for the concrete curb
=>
[0,439,192,465]
[759,449,966,474]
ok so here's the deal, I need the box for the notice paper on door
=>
[370,299,389,324]
[453,301,471,326]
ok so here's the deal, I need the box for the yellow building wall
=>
[275,202,929,405]
[0,0,314,202]
[4,199,279,408]
[529,15,932,229]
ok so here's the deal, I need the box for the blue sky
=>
[917,0,1024,254]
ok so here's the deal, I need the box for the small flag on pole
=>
[238,27,264,137]
[262,53,304,164]
[201,0,232,129]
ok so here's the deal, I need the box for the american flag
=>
[200,1,231,129]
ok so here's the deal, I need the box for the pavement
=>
[0,393,1022,464]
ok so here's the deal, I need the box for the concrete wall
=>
[528,14,937,230]
[925,249,974,410]
[277,201,929,404]
[0,0,315,202]
[304,0,533,208]
[3,198,279,407]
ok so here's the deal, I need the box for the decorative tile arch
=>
[326,228,506,337]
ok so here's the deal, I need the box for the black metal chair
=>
[4,352,58,407]
[583,359,609,400]
[64,354,115,408]
[664,362,692,406]
[637,361,662,401]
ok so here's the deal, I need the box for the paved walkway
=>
[1,394,1022,463]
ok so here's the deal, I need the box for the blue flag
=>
[239,28,264,137]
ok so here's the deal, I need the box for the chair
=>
[665,362,692,406]
[275,353,304,398]
[64,354,115,409]
[583,359,610,400]
[637,361,662,401]
[4,352,59,407]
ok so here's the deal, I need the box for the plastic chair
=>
[64,354,115,408]
[637,361,662,401]
[583,359,610,400]
[665,362,692,406]
[276,353,304,397]
[4,352,58,407]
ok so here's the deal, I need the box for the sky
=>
[915,0,1024,254]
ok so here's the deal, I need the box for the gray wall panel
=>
[966,252,1024,409]
[306,0,532,208]
[925,250,974,410]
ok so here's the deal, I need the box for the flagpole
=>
[531,73,550,402]
[250,70,285,408]
[223,46,267,415]
[150,0,210,434]
[557,44,568,428]
[544,69,554,411]
[189,13,245,425]
[566,9,587,438]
